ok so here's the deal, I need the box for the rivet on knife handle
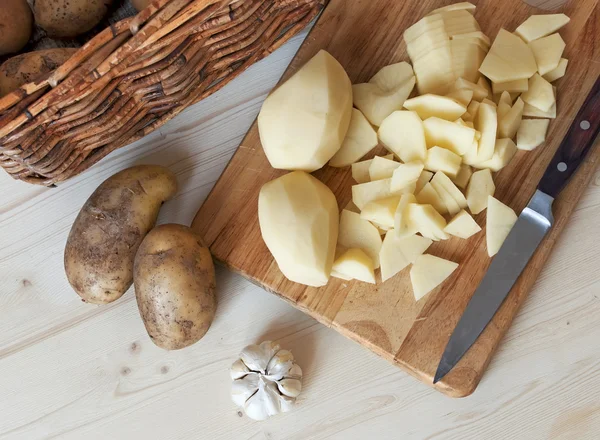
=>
[538,77,600,199]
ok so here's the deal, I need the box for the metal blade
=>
[434,190,555,384]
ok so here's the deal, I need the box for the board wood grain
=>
[192,0,600,396]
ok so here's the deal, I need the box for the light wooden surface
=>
[0,16,599,440]
[193,0,600,397]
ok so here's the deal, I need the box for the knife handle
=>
[538,76,600,199]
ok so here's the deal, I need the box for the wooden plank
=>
[192,0,600,396]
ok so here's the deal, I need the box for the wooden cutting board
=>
[192,0,600,396]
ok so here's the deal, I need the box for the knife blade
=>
[434,76,600,384]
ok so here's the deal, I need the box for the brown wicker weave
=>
[0,0,325,185]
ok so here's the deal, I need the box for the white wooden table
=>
[1,29,599,440]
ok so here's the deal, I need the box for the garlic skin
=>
[230,341,303,421]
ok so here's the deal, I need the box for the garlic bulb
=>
[231,341,303,421]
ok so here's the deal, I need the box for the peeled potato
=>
[0,0,32,56]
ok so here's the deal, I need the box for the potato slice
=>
[442,10,480,37]
[451,31,491,48]
[338,209,383,268]
[258,50,352,172]
[516,119,550,150]
[523,100,556,118]
[446,88,474,106]
[380,233,432,282]
[479,29,537,82]
[428,2,476,16]
[391,161,425,192]
[369,156,401,181]
[351,154,394,183]
[529,33,565,75]
[423,117,476,155]
[416,182,448,215]
[543,58,568,82]
[492,78,528,94]
[430,177,461,216]
[466,100,480,120]
[431,171,468,208]
[394,194,418,238]
[410,254,458,300]
[486,196,517,257]
[477,138,517,171]
[360,196,400,228]
[352,178,413,210]
[403,94,467,121]
[353,63,416,126]
[450,40,487,83]
[462,139,479,165]
[474,102,498,162]
[407,203,448,241]
[444,209,481,238]
[522,74,554,112]
[515,14,570,43]
[329,108,378,167]
[452,164,472,189]
[332,248,376,284]
[466,168,495,214]
[477,77,493,97]
[415,170,434,193]
[258,171,338,287]
[497,102,511,122]
[424,146,462,178]
[378,111,427,162]
[498,97,525,139]
[453,77,488,100]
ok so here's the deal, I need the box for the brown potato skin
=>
[131,0,151,11]
[64,165,177,304]
[134,224,216,350]
[0,48,77,96]
[0,0,33,56]
[33,0,113,38]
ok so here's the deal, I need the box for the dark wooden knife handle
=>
[538,76,600,199]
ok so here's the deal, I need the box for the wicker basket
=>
[0,0,324,186]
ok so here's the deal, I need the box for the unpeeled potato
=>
[34,0,114,38]
[0,0,33,56]
[132,0,152,11]
[134,224,217,350]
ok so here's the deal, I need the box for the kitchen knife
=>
[434,77,600,384]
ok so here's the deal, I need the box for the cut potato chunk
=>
[466,100,480,119]
[380,233,432,282]
[498,97,524,139]
[450,39,487,83]
[486,196,518,257]
[424,146,462,178]
[338,209,383,268]
[258,171,338,287]
[428,2,476,16]
[391,161,425,192]
[258,50,352,172]
[481,98,497,107]
[351,154,394,183]
[479,29,537,82]
[529,33,565,75]
[394,194,418,238]
[517,118,550,150]
[352,178,413,210]
[446,88,474,106]
[442,10,480,37]
[462,139,479,166]
[423,117,476,155]
[416,182,448,215]
[453,77,488,100]
[523,100,556,118]
[406,203,449,241]
[451,31,491,48]
[360,196,400,228]
[332,248,376,284]
[410,254,459,300]
[403,94,467,120]
[353,62,416,126]
[329,108,378,167]
[378,111,427,162]
[474,102,497,162]
[415,170,434,193]
[522,74,554,112]
[543,58,568,82]
[431,171,468,208]
[477,77,493,97]
[369,156,401,181]
[430,177,461,216]
[452,164,473,189]
[515,14,570,43]
[497,101,511,122]
[477,138,518,171]
[466,168,495,214]
[444,209,481,238]
[492,78,529,94]
[498,91,512,107]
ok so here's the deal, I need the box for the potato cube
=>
[415,170,434,193]
[515,14,570,43]
[543,58,568,82]
[446,88,474,106]
[498,97,525,139]
[378,111,427,162]
[430,177,461,216]
[466,168,495,214]
[329,108,378,167]
[516,119,550,150]
[423,117,476,155]
[492,78,528,94]
[478,29,537,82]
[453,77,488,100]
[522,74,554,112]
[444,209,481,238]
[390,161,425,192]
[351,154,394,183]
[416,182,448,215]
[403,94,467,121]
[452,164,473,189]
[338,210,383,268]
[394,194,418,238]
[410,254,458,300]
[529,33,565,75]
[424,146,462,178]
[369,156,401,181]
[360,196,400,229]
[352,178,413,210]
[486,196,518,257]
[431,171,468,208]
[477,138,518,171]
[380,233,432,282]
[406,203,448,241]
[332,248,376,284]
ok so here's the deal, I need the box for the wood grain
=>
[1,19,600,439]
[192,0,600,396]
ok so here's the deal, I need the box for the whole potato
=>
[131,0,151,11]
[134,224,216,350]
[33,0,114,38]
[64,165,177,304]
[0,0,33,56]
[0,48,77,96]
